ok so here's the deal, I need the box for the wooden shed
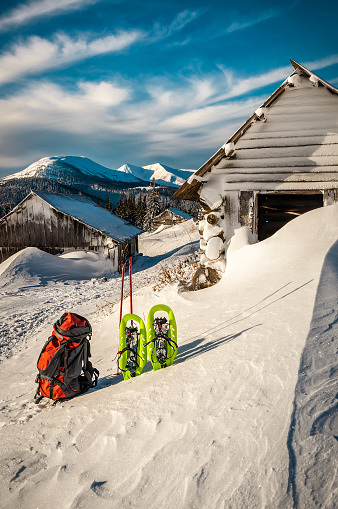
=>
[0,191,141,268]
[152,208,193,231]
[173,60,338,278]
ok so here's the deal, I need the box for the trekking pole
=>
[129,256,133,325]
[119,264,125,325]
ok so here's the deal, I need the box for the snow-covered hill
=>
[2,156,144,185]
[0,206,337,509]
[115,162,195,187]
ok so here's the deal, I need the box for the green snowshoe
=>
[145,305,177,370]
[118,314,147,380]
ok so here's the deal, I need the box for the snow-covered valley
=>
[0,207,337,509]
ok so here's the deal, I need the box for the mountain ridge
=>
[2,156,194,188]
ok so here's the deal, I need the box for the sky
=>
[0,0,338,178]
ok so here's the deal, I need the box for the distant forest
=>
[0,177,198,230]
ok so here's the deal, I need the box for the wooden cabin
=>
[152,208,193,231]
[0,191,141,268]
[174,60,338,279]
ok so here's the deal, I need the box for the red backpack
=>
[35,312,99,403]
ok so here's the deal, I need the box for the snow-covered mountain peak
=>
[2,156,143,184]
[116,162,195,187]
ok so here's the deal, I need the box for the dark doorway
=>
[258,193,323,241]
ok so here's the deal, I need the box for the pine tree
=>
[125,193,136,224]
[115,193,125,217]
[143,181,161,231]
[104,194,111,211]
[135,195,146,229]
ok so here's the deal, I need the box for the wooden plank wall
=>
[0,194,121,262]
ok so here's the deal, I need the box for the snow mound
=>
[228,225,256,252]
[226,203,338,275]
[0,247,115,288]
[139,218,198,257]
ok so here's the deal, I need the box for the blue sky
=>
[0,0,337,178]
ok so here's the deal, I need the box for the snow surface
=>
[0,205,337,509]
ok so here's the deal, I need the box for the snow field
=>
[0,206,337,508]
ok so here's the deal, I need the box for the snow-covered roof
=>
[153,208,193,222]
[174,60,338,202]
[34,192,141,242]
[167,208,193,219]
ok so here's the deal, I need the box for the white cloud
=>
[212,55,338,103]
[0,80,130,124]
[303,55,338,71]
[168,10,199,33]
[215,65,290,102]
[0,8,202,86]
[0,30,143,85]
[146,78,215,113]
[226,10,278,33]
[0,0,103,31]
[151,9,200,41]
[161,97,264,130]
[79,81,129,106]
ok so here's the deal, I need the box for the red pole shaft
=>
[119,265,125,324]
[129,256,133,325]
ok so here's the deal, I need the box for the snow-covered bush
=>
[152,251,199,292]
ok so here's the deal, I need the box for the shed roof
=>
[173,60,338,202]
[167,208,193,219]
[33,192,141,242]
